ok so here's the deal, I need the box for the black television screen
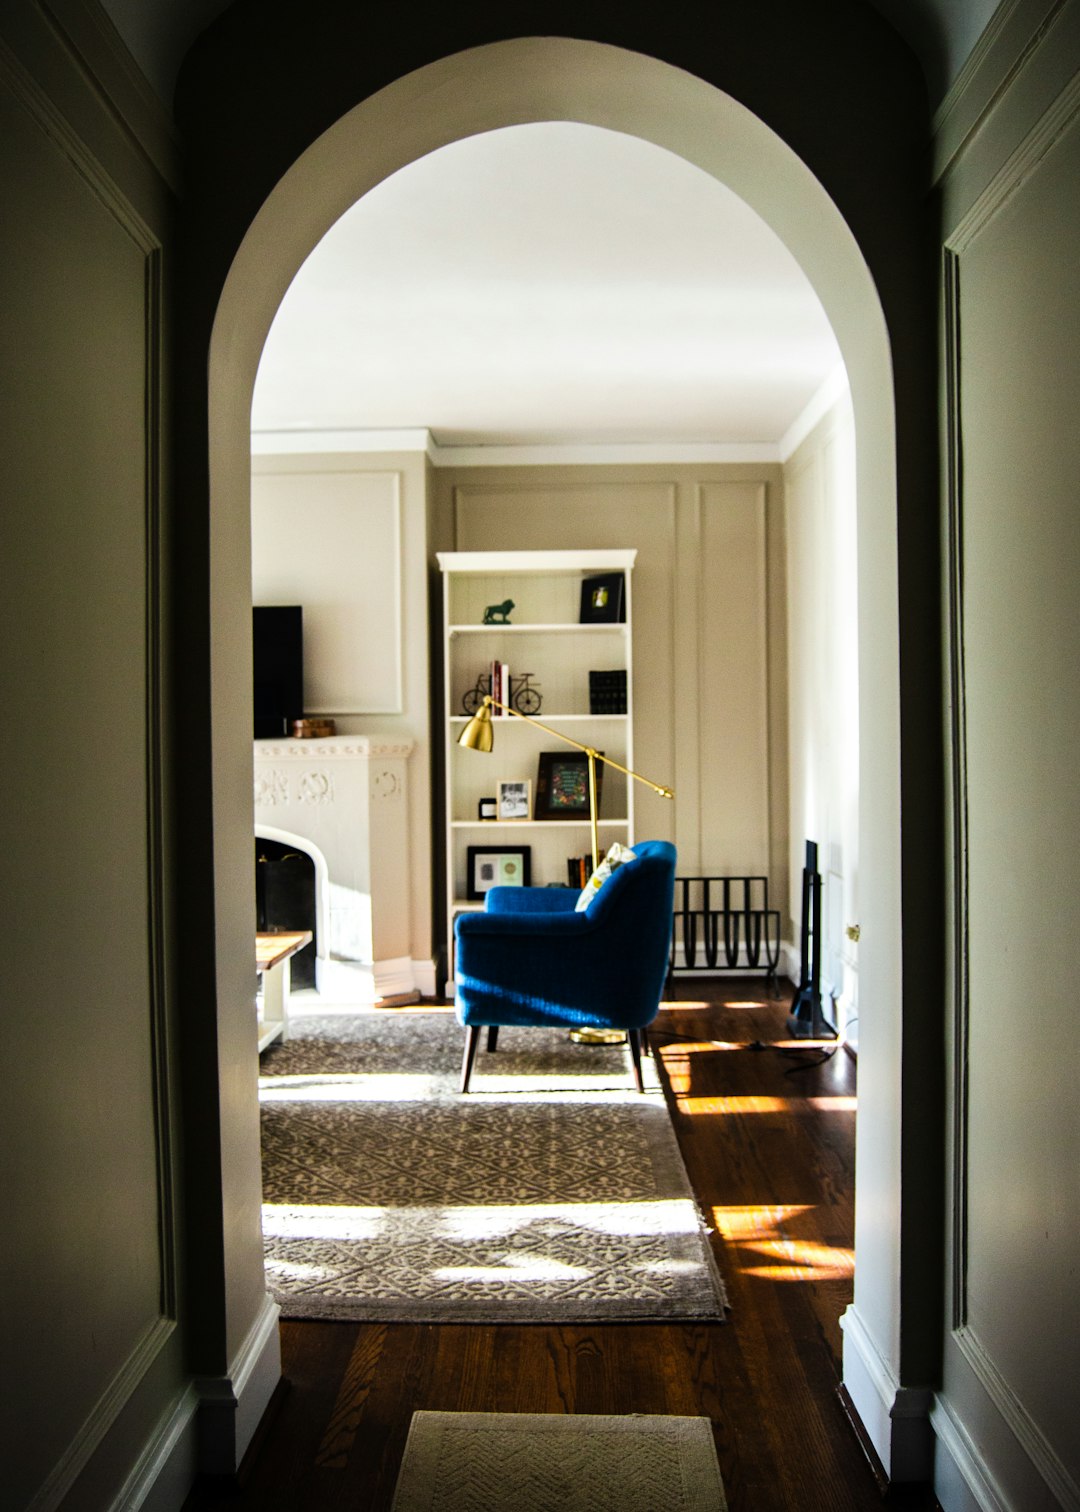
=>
[253,605,303,737]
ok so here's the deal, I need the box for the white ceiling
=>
[251,123,844,453]
[97,3,1001,456]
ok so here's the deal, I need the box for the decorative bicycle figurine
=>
[462,670,543,717]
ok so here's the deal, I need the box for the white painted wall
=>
[784,389,860,1045]
[250,452,435,973]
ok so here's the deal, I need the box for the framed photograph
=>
[535,751,604,820]
[478,796,497,820]
[579,571,625,624]
[466,846,532,900]
[496,778,532,821]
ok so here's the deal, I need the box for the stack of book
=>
[490,659,509,714]
[589,669,627,715]
[567,851,605,888]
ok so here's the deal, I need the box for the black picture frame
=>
[579,571,625,623]
[534,751,604,819]
[466,845,532,900]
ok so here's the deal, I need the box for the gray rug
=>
[259,1010,727,1322]
[390,1412,728,1512]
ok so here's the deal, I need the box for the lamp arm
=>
[482,695,674,800]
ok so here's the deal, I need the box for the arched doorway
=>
[203,36,914,1474]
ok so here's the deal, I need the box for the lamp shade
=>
[458,701,494,752]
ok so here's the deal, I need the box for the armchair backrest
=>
[582,839,676,1010]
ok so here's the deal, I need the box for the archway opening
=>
[207,36,900,1446]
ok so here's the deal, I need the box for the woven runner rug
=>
[390,1411,728,1512]
[259,1010,727,1322]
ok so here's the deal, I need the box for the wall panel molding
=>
[25,1319,177,1512]
[3,19,179,1506]
[955,1328,1080,1511]
[942,248,970,1333]
[938,36,1080,1509]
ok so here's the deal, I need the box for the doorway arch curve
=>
[206,35,907,1465]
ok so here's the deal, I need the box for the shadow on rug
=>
[259,1011,728,1323]
[390,1412,728,1512]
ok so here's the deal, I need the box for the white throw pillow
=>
[575,842,637,912]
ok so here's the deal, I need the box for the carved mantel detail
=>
[255,736,415,760]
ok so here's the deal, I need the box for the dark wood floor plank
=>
[313,1322,387,1468]
[183,979,939,1512]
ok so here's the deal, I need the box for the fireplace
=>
[253,735,418,1002]
[255,838,317,990]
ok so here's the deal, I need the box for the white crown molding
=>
[778,362,850,462]
[250,428,432,455]
[427,440,782,467]
[251,428,783,466]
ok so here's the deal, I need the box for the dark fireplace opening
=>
[256,839,317,990]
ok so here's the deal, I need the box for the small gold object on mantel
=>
[291,718,336,739]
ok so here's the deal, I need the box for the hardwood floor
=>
[184,979,938,1511]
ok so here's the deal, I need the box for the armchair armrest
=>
[484,885,579,915]
[456,907,594,942]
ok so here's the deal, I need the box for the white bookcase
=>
[438,549,637,992]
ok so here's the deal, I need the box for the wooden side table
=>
[256,930,312,1051]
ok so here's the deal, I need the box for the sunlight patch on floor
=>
[262,1199,705,1244]
[258,1070,661,1103]
[433,1258,593,1284]
[676,1093,856,1115]
[711,1203,854,1282]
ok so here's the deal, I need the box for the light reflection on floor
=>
[712,1204,855,1282]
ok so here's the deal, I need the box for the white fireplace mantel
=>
[254,735,417,1002]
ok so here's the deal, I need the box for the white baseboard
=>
[311,955,434,1002]
[412,957,437,997]
[374,954,421,999]
[930,1395,1011,1512]
[109,1386,200,1512]
[840,1305,933,1482]
[196,1294,281,1475]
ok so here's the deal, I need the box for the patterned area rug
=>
[390,1412,728,1512]
[259,1010,728,1322]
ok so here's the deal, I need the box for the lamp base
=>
[569,1028,627,1046]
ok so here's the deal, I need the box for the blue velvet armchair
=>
[454,839,677,1093]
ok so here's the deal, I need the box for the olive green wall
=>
[0,5,198,1506]
[934,3,1080,1505]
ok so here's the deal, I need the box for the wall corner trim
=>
[195,1296,281,1476]
[840,1305,934,1483]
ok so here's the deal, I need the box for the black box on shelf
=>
[589,668,627,715]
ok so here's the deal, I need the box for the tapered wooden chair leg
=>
[461,1026,482,1093]
[628,1028,645,1093]
[486,1026,499,1053]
